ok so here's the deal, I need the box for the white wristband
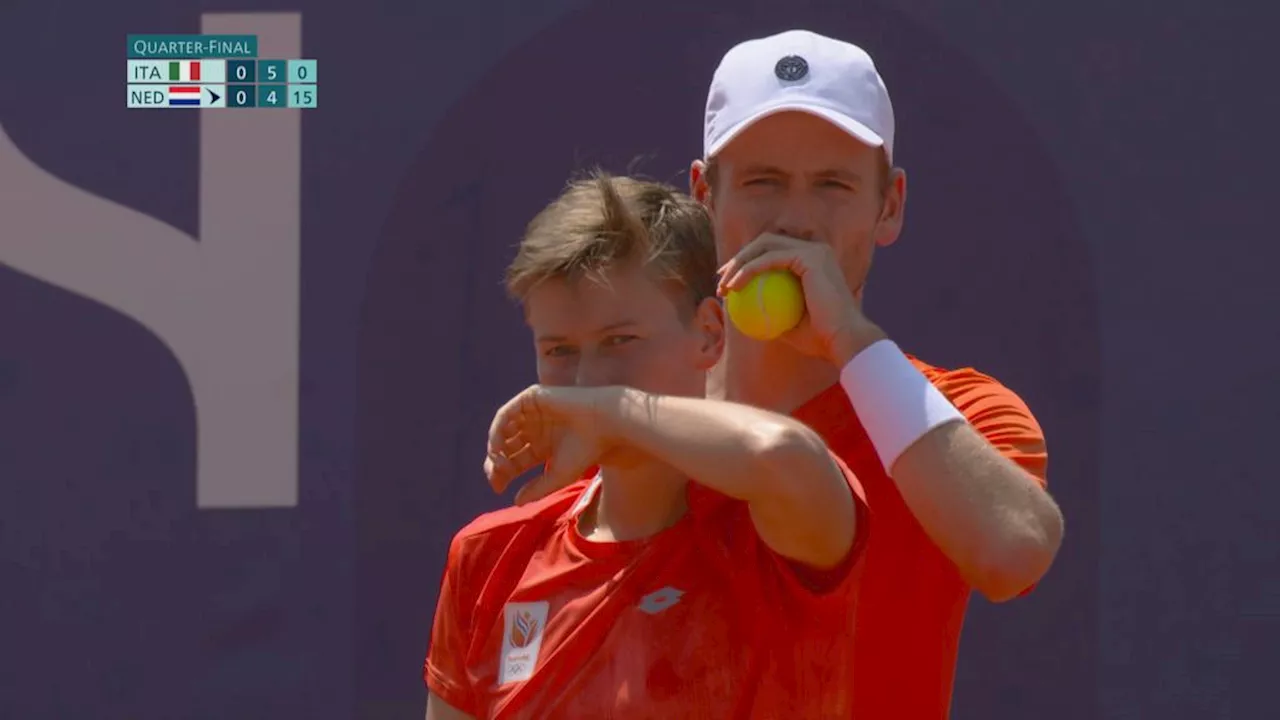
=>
[838,340,966,472]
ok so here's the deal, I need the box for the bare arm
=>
[596,388,856,569]
[714,232,1061,600]
[838,346,1064,602]
[894,420,1061,600]
[426,692,476,720]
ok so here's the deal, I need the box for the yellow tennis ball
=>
[725,270,805,341]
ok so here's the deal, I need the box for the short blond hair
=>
[505,171,717,314]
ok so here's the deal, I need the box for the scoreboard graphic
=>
[126,34,316,109]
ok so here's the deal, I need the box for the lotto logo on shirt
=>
[499,601,549,684]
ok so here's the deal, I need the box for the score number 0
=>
[292,64,312,106]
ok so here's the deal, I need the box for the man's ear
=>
[690,159,712,206]
[692,296,725,369]
[875,167,907,248]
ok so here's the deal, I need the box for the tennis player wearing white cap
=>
[691,30,1065,719]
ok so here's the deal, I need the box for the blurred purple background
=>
[2,0,1277,717]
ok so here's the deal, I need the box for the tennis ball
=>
[725,270,805,341]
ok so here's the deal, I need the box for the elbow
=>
[747,417,834,502]
[973,504,1064,603]
[747,421,832,487]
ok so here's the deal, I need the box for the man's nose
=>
[770,192,822,242]
[574,355,617,388]
[770,215,819,242]
[771,226,817,242]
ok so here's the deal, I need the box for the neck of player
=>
[722,332,839,414]
[581,464,689,543]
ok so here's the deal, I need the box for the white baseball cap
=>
[703,29,895,162]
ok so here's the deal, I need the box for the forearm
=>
[892,422,1063,600]
[593,387,856,567]
[595,388,831,504]
[838,339,1063,599]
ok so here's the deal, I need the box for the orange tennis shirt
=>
[791,356,1049,720]
[424,455,869,719]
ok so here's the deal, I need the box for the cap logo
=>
[774,55,809,82]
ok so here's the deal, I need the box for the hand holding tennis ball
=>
[718,233,887,366]
[725,270,806,341]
